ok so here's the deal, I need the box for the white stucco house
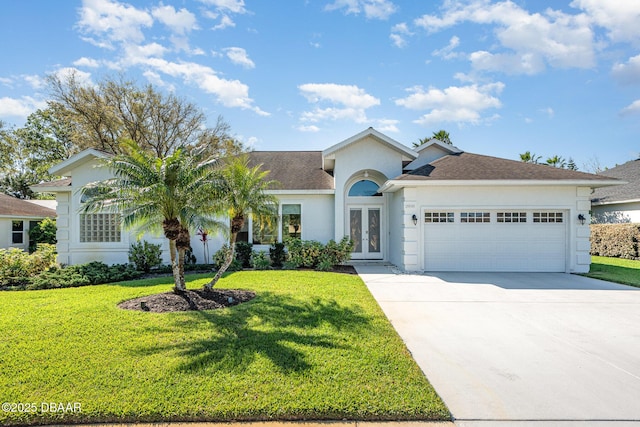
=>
[591,159,639,223]
[33,128,621,273]
[0,193,57,252]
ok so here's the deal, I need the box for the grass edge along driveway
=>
[0,270,449,425]
[582,256,640,288]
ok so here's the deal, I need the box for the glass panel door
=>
[368,208,380,253]
[350,208,362,253]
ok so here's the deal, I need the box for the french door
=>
[349,206,383,260]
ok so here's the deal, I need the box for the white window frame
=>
[497,212,527,223]
[533,212,563,223]
[461,212,491,223]
[424,212,454,223]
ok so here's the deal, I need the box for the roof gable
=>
[49,148,112,176]
[322,127,417,160]
[405,139,463,171]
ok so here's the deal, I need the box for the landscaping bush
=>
[235,241,253,268]
[27,261,142,290]
[285,237,354,269]
[28,217,57,253]
[251,250,271,270]
[0,244,57,288]
[591,224,640,259]
[213,244,242,271]
[269,242,286,267]
[128,241,163,273]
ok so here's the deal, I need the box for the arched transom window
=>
[348,180,381,197]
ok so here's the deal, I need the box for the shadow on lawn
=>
[135,291,372,373]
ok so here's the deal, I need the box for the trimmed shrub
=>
[285,237,354,269]
[26,261,141,291]
[251,251,271,270]
[128,241,163,273]
[235,242,253,268]
[269,242,286,268]
[590,224,640,259]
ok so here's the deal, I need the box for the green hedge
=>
[590,224,640,259]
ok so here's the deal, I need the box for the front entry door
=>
[349,206,383,260]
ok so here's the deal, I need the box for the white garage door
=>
[423,210,567,272]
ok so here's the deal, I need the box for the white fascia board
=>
[267,189,335,195]
[49,148,112,176]
[380,179,624,193]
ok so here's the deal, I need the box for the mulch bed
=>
[118,289,256,313]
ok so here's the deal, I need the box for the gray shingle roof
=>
[247,151,334,190]
[591,159,640,204]
[34,178,72,188]
[0,194,56,218]
[395,152,618,181]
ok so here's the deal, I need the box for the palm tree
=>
[519,151,541,164]
[81,140,224,293]
[412,130,452,148]
[546,155,566,168]
[204,156,279,291]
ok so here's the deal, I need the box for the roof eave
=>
[322,127,417,160]
[592,197,640,206]
[380,178,624,192]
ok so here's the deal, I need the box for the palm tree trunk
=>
[205,232,237,291]
[169,239,184,293]
[177,247,186,290]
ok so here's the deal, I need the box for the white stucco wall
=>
[387,191,404,267]
[0,217,39,252]
[395,184,592,273]
[592,202,640,224]
[332,136,405,241]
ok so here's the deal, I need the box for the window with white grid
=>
[533,212,563,223]
[424,212,454,223]
[461,212,490,223]
[497,212,527,223]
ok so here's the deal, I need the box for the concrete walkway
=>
[356,265,640,426]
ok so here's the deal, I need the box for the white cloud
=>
[325,0,397,20]
[415,1,596,74]
[571,0,640,43]
[23,75,46,90]
[0,96,47,119]
[299,83,380,109]
[395,82,504,126]
[620,100,640,116]
[197,0,246,14]
[432,36,461,60]
[73,57,100,68]
[152,4,197,35]
[141,58,268,115]
[390,22,411,48]
[297,125,320,132]
[53,67,94,86]
[142,70,175,91]
[540,107,555,118]
[77,0,153,47]
[224,47,255,69]
[612,54,640,85]
[374,118,399,133]
[212,15,235,30]
[298,83,380,125]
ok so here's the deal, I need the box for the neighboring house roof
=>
[31,177,73,193]
[591,159,640,205]
[380,152,621,191]
[0,194,56,218]
[247,151,335,191]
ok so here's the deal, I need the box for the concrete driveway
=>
[356,266,640,425]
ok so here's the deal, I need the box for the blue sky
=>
[1,0,639,170]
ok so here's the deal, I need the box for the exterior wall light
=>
[412,214,418,225]
[578,214,586,225]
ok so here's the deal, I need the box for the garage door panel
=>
[423,211,566,272]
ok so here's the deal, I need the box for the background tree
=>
[47,72,239,157]
[412,129,452,148]
[205,156,278,291]
[519,151,541,164]
[81,140,224,293]
[546,155,566,168]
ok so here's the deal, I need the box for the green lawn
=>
[0,271,449,425]
[583,256,640,288]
